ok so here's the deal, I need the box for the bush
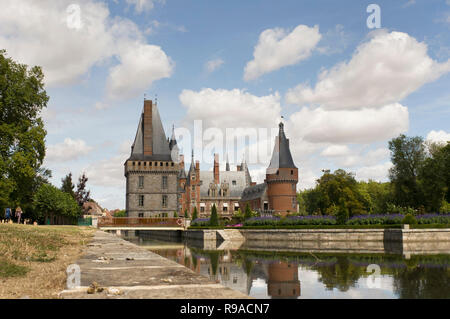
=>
[192,207,198,221]
[336,202,349,225]
[402,213,417,225]
[209,204,219,226]
[191,218,210,227]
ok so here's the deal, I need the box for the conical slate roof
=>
[128,101,172,161]
[267,122,296,171]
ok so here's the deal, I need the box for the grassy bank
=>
[0,224,94,299]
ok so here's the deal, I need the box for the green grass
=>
[0,258,29,278]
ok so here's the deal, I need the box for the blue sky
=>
[1,0,449,209]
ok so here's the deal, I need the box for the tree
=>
[184,209,189,219]
[389,134,426,208]
[61,172,75,199]
[75,173,90,207]
[34,183,81,224]
[418,142,450,212]
[192,207,198,221]
[0,50,49,212]
[114,210,127,217]
[209,204,219,226]
[244,203,252,220]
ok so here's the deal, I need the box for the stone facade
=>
[125,100,179,217]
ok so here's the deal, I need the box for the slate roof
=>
[240,183,267,201]
[128,101,172,161]
[267,122,296,170]
[199,171,248,198]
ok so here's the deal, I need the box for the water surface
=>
[125,236,450,299]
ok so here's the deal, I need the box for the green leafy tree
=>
[184,209,189,219]
[244,203,252,220]
[418,142,450,212]
[61,172,75,199]
[34,184,81,223]
[389,134,426,208]
[0,50,49,213]
[336,200,349,225]
[209,204,219,226]
[192,206,198,221]
[114,210,127,217]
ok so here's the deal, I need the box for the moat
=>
[122,233,450,299]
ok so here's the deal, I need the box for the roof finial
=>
[155,93,158,105]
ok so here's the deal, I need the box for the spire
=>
[129,99,171,160]
[267,122,296,170]
[169,124,177,151]
[188,149,195,178]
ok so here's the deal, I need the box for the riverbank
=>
[0,224,94,299]
[59,230,250,299]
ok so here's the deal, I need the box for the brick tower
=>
[265,122,298,215]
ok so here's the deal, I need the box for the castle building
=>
[124,99,180,217]
[179,153,252,218]
[125,100,298,218]
[240,122,299,216]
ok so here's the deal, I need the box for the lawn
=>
[0,224,94,299]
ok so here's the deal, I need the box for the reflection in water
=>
[127,237,450,299]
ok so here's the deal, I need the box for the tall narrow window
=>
[162,195,168,208]
[138,176,144,188]
[162,176,168,189]
[138,195,144,207]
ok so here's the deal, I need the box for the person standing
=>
[5,207,11,223]
[15,206,23,224]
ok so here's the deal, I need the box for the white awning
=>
[234,203,239,207]
[223,203,228,207]
[200,203,206,207]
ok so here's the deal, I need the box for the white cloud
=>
[46,138,93,162]
[354,162,393,182]
[84,140,130,187]
[0,0,173,99]
[180,88,281,129]
[125,0,161,13]
[205,58,224,73]
[320,145,351,157]
[106,43,174,100]
[426,130,450,144]
[286,31,450,110]
[287,103,409,144]
[244,24,322,81]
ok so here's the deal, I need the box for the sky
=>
[1,0,449,210]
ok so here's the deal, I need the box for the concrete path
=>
[59,231,250,299]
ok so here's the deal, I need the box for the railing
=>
[97,217,185,228]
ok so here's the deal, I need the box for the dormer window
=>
[232,180,236,186]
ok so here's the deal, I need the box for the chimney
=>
[214,153,220,184]
[143,99,153,156]
[236,165,242,171]
[180,154,185,170]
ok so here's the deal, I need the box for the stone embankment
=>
[59,231,250,299]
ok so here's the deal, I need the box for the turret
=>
[265,122,298,215]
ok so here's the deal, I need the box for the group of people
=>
[3,206,23,224]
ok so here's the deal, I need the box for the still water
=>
[125,236,450,299]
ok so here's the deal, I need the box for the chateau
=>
[124,99,298,218]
